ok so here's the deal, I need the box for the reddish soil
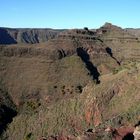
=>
[113,126,134,140]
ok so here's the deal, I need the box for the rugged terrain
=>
[0,23,140,140]
[0,27,63,44]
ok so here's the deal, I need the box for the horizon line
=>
[0,22,140,29]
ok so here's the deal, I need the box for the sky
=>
[0,0,140,29]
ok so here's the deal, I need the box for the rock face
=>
[48,29,108,59]
[126,28,140,39]
[134,122,140,140]
[0,27,63,44]
[96,22,140,63]
[97,22,139,41]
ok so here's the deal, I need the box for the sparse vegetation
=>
[84,27,89,31]
[0,23,140,140]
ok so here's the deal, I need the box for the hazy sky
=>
[0,0,140,28]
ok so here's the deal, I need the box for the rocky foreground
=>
[38,124,139,140]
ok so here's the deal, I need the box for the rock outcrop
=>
[134,122,140,140]
[97,22,139,41]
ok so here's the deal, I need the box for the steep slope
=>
[2,58,140,140]
[0,23,140,140]
[47,29,120,74]
[97,22,137,39]
[0,82,17,136]
[126,28,140,39]
[97,23,140,62]
[0,28,63,44]
[0,28,118,105]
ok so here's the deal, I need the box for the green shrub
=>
[24,132,33,140]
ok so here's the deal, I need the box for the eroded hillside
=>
[0,28,63,44]
[0,23,140,140]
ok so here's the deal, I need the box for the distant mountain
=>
[0,27,64,44]
[1,24,140,45]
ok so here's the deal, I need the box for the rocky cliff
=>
[0,28,63,44]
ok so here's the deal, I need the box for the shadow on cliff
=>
[106,47,121,65]
[122,133,134,140]
[0,29,17,44]
[77,47,100,84]
[0,105,17,135]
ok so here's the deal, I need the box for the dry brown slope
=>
[2,59,140,140]
[0,24,140,139]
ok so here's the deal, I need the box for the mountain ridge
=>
[1,22,140,45]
